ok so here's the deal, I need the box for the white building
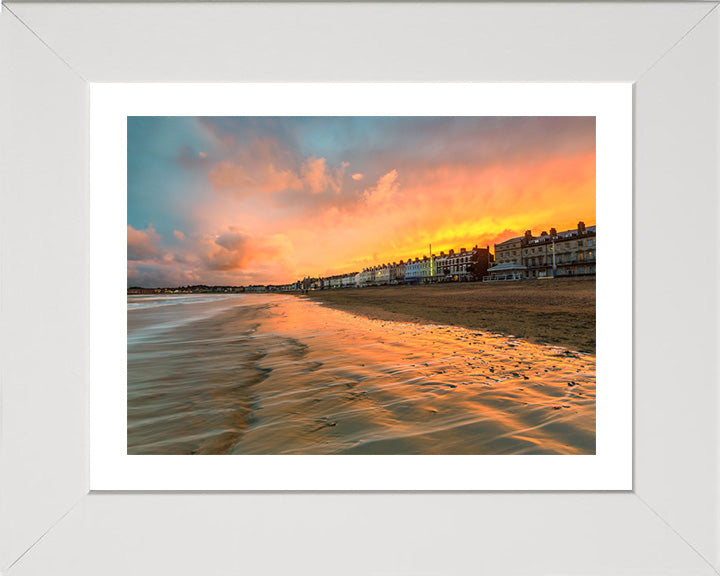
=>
[357,267,377,287]
[376,264,392,285]
[405,258,421,283]
[418,255,436,282]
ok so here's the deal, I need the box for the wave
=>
[127,293,242,310]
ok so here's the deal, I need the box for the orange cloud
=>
[207,162,253,191]
[187,146,595,284]
[127,224,160,261]
[206,154,348,198]
[199,229,293,273]
[363,170,399,207]
[301,157,332,194]
[131,117,596,286]
[265,165,303,193]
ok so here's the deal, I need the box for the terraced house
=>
[418,255,436,282]
[488,221,596,280]
[376,264,393,285]
[405,257,421,284]
[393,261,406,284]
[356,267,377,287]
[437,246,494,281]
[341,273,357,288]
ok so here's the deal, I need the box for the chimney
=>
[460,247,466,253]
[440,251,445,256]
[449,249,455,255]
[550,227,557,236]
[578,221,586,234]
[541,231,548,236]
[524,230,533,241]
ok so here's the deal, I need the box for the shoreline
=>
[128,293,595,455]
[298,278,596,355]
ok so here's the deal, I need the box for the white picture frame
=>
[1,2,718,574]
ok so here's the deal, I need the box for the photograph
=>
[127,115,597,456]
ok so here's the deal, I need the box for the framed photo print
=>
[2,3,718,575]
[90,83,631,490]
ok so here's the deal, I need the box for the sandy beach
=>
[128,293,595,455]
[301,278,596,355]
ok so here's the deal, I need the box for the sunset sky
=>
[128,116,595,287]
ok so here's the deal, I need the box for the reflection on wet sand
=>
[128,294,595,455]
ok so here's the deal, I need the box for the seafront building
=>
[436,246,494,281]
[418,255,436,281]
[405,258,421,284]
[340,245,494,287]
[403,254,438,284]
[375,261,405,285]
[357,267,377,287]
[393,261,406,284]
[488,221,596,280]
[376,264,392,285]
[326,275,343,289]
[131,223,594,294]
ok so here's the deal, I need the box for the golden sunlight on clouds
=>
[128,116,596,287]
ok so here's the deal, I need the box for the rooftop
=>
[495,236,523,246]
[528,225,596,245]
[496,225,596,248]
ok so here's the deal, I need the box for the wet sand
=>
[302,278,596,354]
[128,294,595,455]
